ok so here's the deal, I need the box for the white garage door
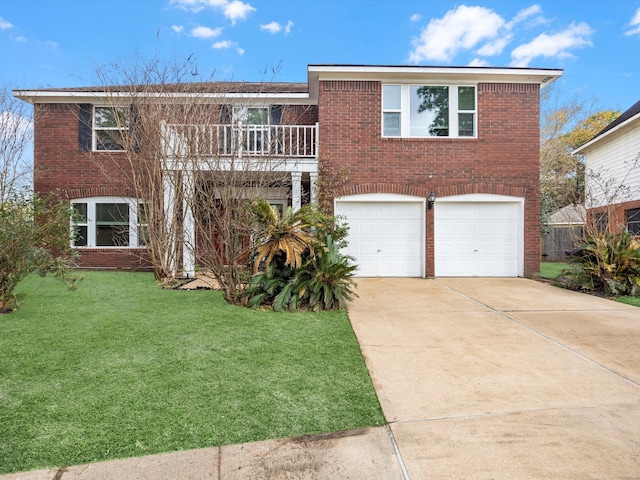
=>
[435,198,522,277]
[335,198,424,277]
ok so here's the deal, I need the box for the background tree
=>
[0,83,77,312]
[540,86,619,211]
[0,83,32,202]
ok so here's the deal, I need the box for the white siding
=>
[584,121,640,208]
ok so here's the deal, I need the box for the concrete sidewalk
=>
[4,278,640,479]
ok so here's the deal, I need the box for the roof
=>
[18,82,309,94]
[13,81,311,104]
[573,99,640,154]
[549,204,586,225]
[14,63,563,105]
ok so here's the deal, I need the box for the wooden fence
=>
[541,226,584,262]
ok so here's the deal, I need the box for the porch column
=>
[291,171,302,211]
[182,169,196,278]
[163,171,178,277]
[309,172,318,205]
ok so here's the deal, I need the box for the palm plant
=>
[249,199,323,273]
[244,200,358,311]
[293,235,358,311]
[558,230,640,296]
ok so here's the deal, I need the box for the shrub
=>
[244,200,357,311]
[557,230,640,296]
[0,191,77,312]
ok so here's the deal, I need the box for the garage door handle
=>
[474,249,478,252]
[377,249,381,253]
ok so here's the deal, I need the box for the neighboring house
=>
[573,99,640,235]
[542,204,586,261]
[14,64,562,278]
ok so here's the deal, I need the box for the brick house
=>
[573,99,640,236]
[14,64,562,278]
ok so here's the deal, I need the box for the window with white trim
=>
[71,197,146,248]
[94,106,129,151]
[382,84,476,138]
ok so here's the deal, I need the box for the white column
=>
[291,171,302,211]
[309,172,318,205]
[182,169,196,278]
[163,171,178,277]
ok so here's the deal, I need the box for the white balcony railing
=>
[163,122,319,159]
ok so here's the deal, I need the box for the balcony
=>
[163,122,319,160]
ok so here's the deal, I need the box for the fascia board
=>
[13,90,314,105]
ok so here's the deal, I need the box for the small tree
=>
[92,55,318,302]
[557,152,640,296]
[0,191,77,312]
[0,84,77,313]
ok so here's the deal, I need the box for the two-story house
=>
[573,99,640,235]
[14,64,562,278]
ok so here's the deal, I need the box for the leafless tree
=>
[0,83,33,201]
[91,56,317,302]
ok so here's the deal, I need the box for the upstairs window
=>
[71,197,145,248]
[382,84,476,138]
[627,208,640,235]
[94,106,129,151]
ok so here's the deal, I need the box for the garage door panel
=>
[336,200,424,277]
[435,200,521,277]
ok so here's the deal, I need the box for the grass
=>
[0,271,385,474]
[539,261,571,279]
[618,296,640,307]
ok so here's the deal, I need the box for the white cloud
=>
[476,35,511,56]
[172,25,184,33]
[212,39,236,50]
[170,0,255,24]
[510,22,593,67]
[409,5,505,62]
[224,0,256,24]
[260,20,293,34]
[506,4,543,29]
[191,25,223,38]
[212,39,243,54]
[468,58,490,67]
[261,21,281,33]
[0,16,13,29]
[0,111,33,140]
[625,7,640,36]
[410,13,421,22]
[15,35,26,42]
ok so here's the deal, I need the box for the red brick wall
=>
[317,80,541,277]
[34,103,146,270]
[589,199,640,234]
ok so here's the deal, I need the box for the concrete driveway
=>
[348,277,640,479]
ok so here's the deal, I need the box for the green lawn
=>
[0,272,385,474]
[539,261,571,280]
[618,296,640,307]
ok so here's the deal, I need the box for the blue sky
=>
[1,0,639,112]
